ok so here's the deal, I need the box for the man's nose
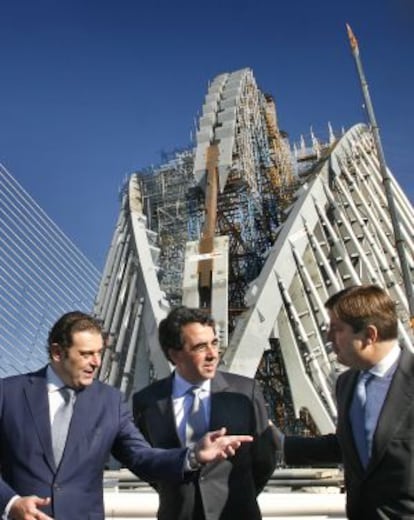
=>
[206,345,218,357]
[91,353,102,366]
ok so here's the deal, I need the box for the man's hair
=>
[47,311,103,358]
[159,306,215,362]
[325,285,398,340]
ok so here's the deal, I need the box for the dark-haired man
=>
[133,306,276,520]
[274,284,414,520]
[0,311,252,520]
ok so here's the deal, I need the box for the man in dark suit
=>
[0,311,252,520]
[133,306,276,520]
[274,284,414,519]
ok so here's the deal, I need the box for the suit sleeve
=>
[284,433,342,466]
[284,374,343,467]
[250,380,277,494]
[131,391,162,490]
[0,379,18,512]
[111,393,187,483]
[132,391,151,443]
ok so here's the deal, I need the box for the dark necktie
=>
[350,371,374,468]
[52,387,76,466]
[185,386,206,446]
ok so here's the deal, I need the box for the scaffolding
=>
[136,150,196,306]
[132,69,296,330]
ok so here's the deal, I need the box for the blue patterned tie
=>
[350,372,373,468]
[185,386,205,446]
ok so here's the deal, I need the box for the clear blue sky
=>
[0,0,412,271]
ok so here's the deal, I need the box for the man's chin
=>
[202,369,217,379]
[80,376,95,386]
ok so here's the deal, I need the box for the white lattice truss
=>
[222,123,413,433]
[0,163,100,377]
[95,176,171,394]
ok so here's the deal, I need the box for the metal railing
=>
[104,468,346,519]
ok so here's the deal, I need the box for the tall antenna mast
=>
[346,23,414,327]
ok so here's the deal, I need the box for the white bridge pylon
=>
[94,175,171,395]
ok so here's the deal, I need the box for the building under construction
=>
[94,67,414,436]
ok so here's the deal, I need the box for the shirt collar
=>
[46,364,66,393]
[172,371,211,398]
[369,341,401,378]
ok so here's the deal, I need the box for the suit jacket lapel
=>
[370,348,414,470]
[25,367,55,472]
[338,370,365,473]
[156,376,182,447]
[201,372,232,475]
[210,371,231,431]
[60,382,92,465]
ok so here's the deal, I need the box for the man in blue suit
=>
[0,311,252,520]
[272,285,414,519]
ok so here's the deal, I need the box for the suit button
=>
[53,484,60,491]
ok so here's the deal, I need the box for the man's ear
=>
[365,324,378,344]
[50,343,63,362]
[167,348,178,365]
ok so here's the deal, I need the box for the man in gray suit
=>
[133,306,276,520]
[273,284,414,520]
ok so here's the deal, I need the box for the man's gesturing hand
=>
[194,427,253,463]
[10,496,53,520]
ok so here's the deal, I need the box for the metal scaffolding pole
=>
[347,24,414,326]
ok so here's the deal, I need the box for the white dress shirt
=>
[47,365,69,422]
[368,341,400,378]
[172,372,211,446]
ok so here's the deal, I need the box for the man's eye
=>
[192,345,206,353]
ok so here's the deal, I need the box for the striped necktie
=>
[185,386,206,445]
[350,371,374,468]
[52,386,76,466]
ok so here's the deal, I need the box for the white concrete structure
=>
[94,70,413,436]
[222,123,414,433]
